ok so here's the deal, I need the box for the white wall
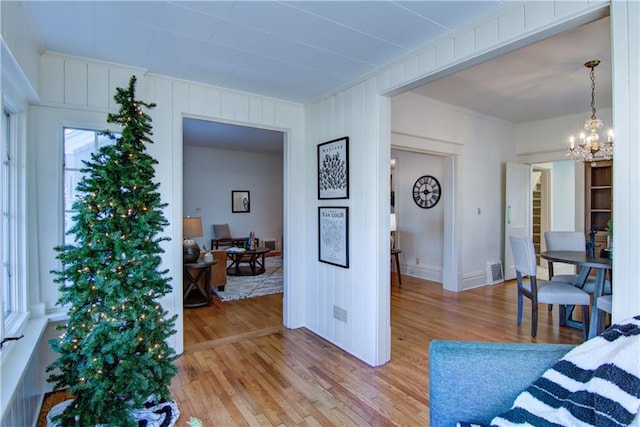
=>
[515,109,612,159]
[391,93,516,290]
[304,80,392,366]
[183,145,283,248]
[552,160,578,232]
[390,149,445,282]
[1,1,41,104]
[3,0,637,398]
[33,54,306,356]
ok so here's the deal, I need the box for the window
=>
[63,128,115,244]
[1,108,21,339]
[2,111,13,322]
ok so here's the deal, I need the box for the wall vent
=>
[486,260,504,284]
[262,239,276,251]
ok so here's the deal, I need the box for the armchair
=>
[211,223,248,249]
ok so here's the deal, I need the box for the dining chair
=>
[595,294,612,335]
[543,231,611,294]
[509,235,591,338]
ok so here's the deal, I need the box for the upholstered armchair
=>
[198,249,227,291]
[210,250,227,291]
[211,223,248,249]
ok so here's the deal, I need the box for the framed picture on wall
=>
[232,191,250,213]
[317,137,349,199]
[318,206,349,268]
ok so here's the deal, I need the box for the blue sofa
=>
[428,340,575,426]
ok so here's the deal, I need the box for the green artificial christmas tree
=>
[47,76,179,426]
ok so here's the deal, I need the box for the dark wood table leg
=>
[392,250,402,287]
[184,264,212,308]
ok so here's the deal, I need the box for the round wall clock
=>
[412,175,441,209]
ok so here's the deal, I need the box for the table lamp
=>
[390,213,397,249]
[183,216,203,263]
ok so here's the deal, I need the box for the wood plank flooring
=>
[174,275,586,426]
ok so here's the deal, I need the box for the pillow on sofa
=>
[487,316,640,426]
[458,315,640,427]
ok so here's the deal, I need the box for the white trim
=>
[0,316,47,420]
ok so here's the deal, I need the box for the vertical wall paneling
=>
[248,97,265,125]
[261,99,276,126]
[220,91,249,122]
[6,1,630,397]
[39,55,64,104]
[388,62,405,88]
[87,63,110,109]
[63,59,88,106]
[498,6,526,41]
[476,20,500,52]
[454,30,476,60]
[611,0,640,322]
[418,47,436,76]
[0,0,41,96]
[402,56,420,84]
[187,83,222,118]
[524,2,556,29]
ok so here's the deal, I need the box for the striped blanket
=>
[459,315,640,427]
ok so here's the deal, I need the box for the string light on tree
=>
[47,76,179,426]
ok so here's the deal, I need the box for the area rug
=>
[213,257,283,301]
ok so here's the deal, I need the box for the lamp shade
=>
[183,217,203,238]
[390,213,397,232]
[183,217,203,263]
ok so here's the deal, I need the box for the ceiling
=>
[23,1,611,151]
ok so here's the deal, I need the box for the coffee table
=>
[226,247,271,276]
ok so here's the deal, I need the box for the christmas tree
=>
[47,76,178,426]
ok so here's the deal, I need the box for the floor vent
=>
[486,260,504,284]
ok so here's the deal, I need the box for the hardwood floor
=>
[174,275,585,426]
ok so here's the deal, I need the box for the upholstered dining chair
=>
[595,294,612,335]
[509,235,591,339]
[544,231,611,294]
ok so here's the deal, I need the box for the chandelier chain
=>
[590,66,597,120]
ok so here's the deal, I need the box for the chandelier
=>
[566,60,614,165]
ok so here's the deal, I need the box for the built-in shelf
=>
[585,160,612,252]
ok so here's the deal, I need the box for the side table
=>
[183,261,216,308]
[391,249,402,287]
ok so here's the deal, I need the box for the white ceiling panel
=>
[205,21,272,53]
[250,36,371,78]
[397,1,503,29]
[287,1,445,49]
[22,0,611,145]
[217,1,299,33]
[28,2,96,55]
[154,2,222,41]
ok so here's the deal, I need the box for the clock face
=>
[413,175,441,209]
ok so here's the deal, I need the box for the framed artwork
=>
[318,137,349,199]
[232,191,250,213]
[318,206,349,268]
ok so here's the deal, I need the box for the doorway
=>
[182,117,285,351]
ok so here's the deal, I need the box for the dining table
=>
[540,250,611,339]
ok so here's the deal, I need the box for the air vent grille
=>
[486,260,504,285]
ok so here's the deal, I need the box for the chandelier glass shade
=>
[566,60,614,164]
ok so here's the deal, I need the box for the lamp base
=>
[183,239,200,263]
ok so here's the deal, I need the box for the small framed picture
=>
[232,191,250,213]
[318,206,349,268]
[318,137,349,199]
